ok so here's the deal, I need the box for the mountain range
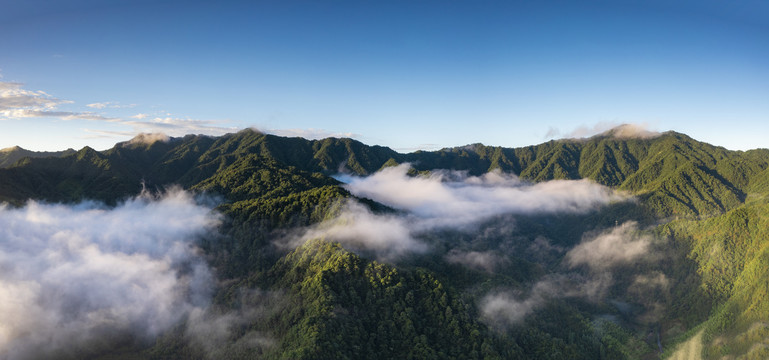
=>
[1,126,767,359]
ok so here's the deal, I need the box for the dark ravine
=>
[0,127,768,359]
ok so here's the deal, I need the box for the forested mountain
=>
[1,127,768,359]
[0,146,75,168]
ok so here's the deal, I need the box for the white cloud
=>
[288,200,428,261]
[0,80,122,123]
[0,189,221,359]
[86,102,109,109]
[1,79,236,142]
[565,221,653,270]
[0,81,70,114]
[85,117,238,140]
[290,165,625,260]
[259,127,361,140]
[86,102,136,109]
[393,144,442,152]
[343,164,626,228]
[550,122,661,140]
[444,250,508,273]
[121,117,237,136]
[480,273,613,328]
[126,133,171,145]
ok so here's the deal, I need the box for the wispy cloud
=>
[84,117,238,139]
[0,189,221,359]
[479,221,662,328]
[343,164,626,228]
[393,144,442,152]
[0,78,237,142]
[86,102,136,109]
[0,81,70,115]
[185,289,281,359]
[258,127,361,140]
[546,122,661,140]
[444,249,508,273]
[480,273,613,328]
[287,164,625,260]
[0,80,121,123]
[283,200,428,261]
[565,221,654,270]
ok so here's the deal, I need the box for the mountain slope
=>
[0,146,75,168]
[2,128,769,359]
[662,198,769,359]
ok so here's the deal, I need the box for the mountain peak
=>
[596,124,662,140]
[129,133,171,145]
[0,145,24,153]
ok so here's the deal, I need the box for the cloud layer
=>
[0,190,221,359]
[287,200,427,260]
[293,164,625,260]
[344,164,625,228]
[546,122,661,140]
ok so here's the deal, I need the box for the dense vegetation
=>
[1,128,768,359]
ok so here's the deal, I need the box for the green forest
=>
[1,128,768,359]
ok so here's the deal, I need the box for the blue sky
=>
[1,0,767,151]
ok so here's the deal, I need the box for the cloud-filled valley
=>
[0,189,221,359]
[297,164,627,260]
[343,164,626,226]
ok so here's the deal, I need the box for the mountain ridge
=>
[2,127,769,359]
[3,128,766,217]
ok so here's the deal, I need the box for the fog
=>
[566,221,653,270]
[481,221,661,328]
[343,164,625,229]
[0,189,220,359]
[308,164,626,259]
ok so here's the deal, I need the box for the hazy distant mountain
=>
[1,127,768,359]
[2,128,767,216]
[0,145,76,168]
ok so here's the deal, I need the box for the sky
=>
[1,0,767,152]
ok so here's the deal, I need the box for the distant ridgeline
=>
[0,145,76,168]
[2,128,768,216]
[1,127,768,359]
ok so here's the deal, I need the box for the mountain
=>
[1,127,768,359]
[3,128,767,216]
[0,145,75,168]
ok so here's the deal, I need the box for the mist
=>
[480,273,614,328]
[286,200,428,260]
[444,250,508,274]
[295,165,625,260]
[480,221,661,328]
[343,164,626,229]
[0,189,220,359]
[565,221,653,270]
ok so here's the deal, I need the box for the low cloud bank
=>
[285,201,428,260]
[343,164,625,229]
[295,164,625,260]
[0,189,220,359]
